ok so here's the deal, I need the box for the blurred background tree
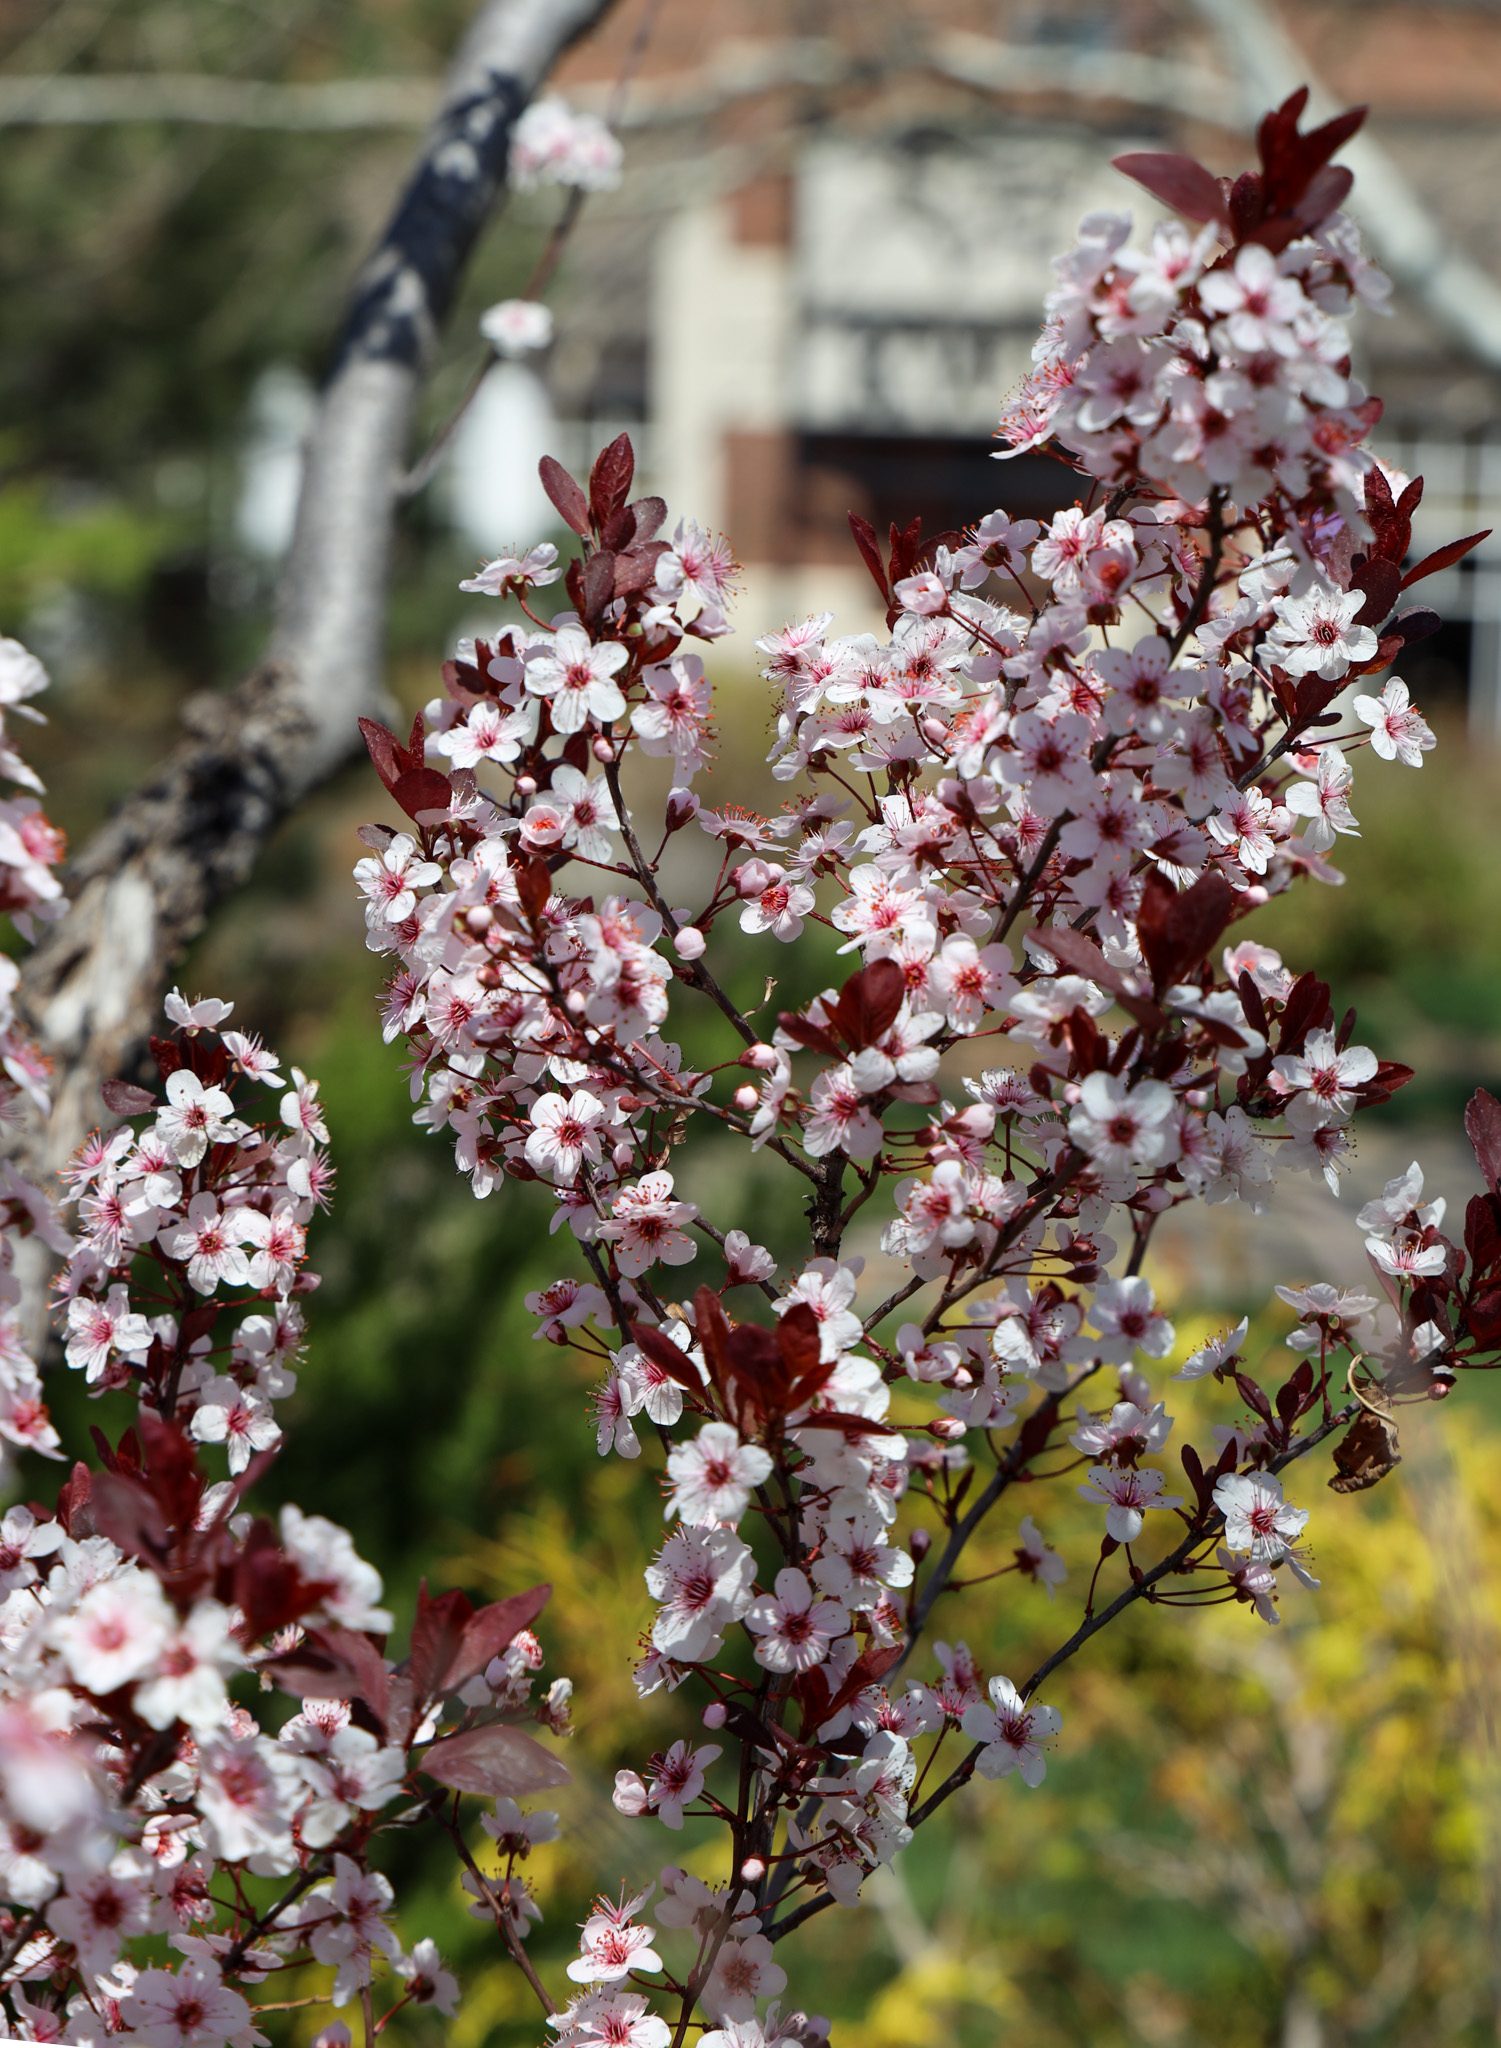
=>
[11,1,1501,2042]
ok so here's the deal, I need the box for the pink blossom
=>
[746,1567,849,1673]
[960,1676,1061,1786]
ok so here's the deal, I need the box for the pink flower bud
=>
[735,858,773,898]
[593,735,616,762]
[674,926,707,961]
[932,1416,967,1441]
[740,1856,766,1882]
[665,786,700,831]
[565,990,588,1015]
[515,774,537,795]
[613,1142,635,1170]
[909,1526,932,1562]
[733,1085,758,1112]
[314,2028,352,2048]
[702,1701,727,1729]
[920,716,949,747]
[742,1043,778,1071]
[465,905,494,936]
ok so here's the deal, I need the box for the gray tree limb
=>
[17,0,618,1168]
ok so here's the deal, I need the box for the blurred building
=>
[541,0,1501,725]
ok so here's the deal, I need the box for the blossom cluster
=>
[0,987,587,2048]
[509,95,624,194]
[0,687,575,2048]
[349,89,1491,2045]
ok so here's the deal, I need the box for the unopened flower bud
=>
[920,717,949,747]
[740,1856,766,1882]
[314,2027,353,2048]
[742,1043,778,1071]
[736,858,773,898]
[665,786,700,831]
[674,926,707,961]
[932,1416,967,1441]
[909,1526,932,1563]
[613,1142,635,1170]
[515,774,537,795]
[733,1085,758,1112]
[702,1701,727,1729]
[592,735,616,762]
[565,990,588,1015]
[465,905,494,936]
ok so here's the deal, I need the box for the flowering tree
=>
[6,84,1501,2048]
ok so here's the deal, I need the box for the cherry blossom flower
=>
[645,1525,757,1660]
[510,96,623,192]
[1015,1515,1067,1597]
[665,1423,772,1527]
[63,1282,152,1382]
[746,1567,849,1672]
[1174,1316,1249,1381]
[598,1173,699,1277]
[51,1572,173,1693]
[305,1855,402,2003]
[525,1090,608,1183]
[567,1890,663,1984]
[480,298,554,357]
[551,1989,670,2047]
[0,1502,64,1593]
[1078,1464,1182,1542]
[526,629,629,733]
[1214,1472,1310,1563]
[1266,583,1378,679]
[1272,1028,1377,1131]
[1284,747,1359,852]
[1354,675,1435,766]
[156,1071,241,1168]
[395,1938,461,2016]
[960,1676,1061,1786]
[119,1958,252,2048]
[354,834,442,924]
[613,1741,720,1830]
[1068,1072,1175,1174]
[160,1195,254,1295]
[189,1377,282,1476]
[701,1933,789,2023]
[460,541,560,596]
[133,1600,243,1732]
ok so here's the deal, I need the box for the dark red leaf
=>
[579,549,617,627]
[1466,1089,1501,1196]
[589,433,636,529]
[447,1585,553,1694]
[847,512,890,603]
[1350,556,1402,626]
[1400,530,1492,590]
[1036,926,1166,1031]
[628,496,668,545]
[1290,162,1353,230]
[1136,870,1237,992]
[816,1643,905,1728]
[1275,971,1332,1057]
[358,716,404,794]
[516,856,552,924]
[629,1323,705,1395]
[139,1412,206,1535]
[422,1722,570,1797]
[1467,1286,1501,1347]
[539,455,590,538]
[775,1303,823,1381]
[92,1470,170,1568]
[1466,1193,1501,1278]
[267,1627,391,1728]
[1112,151,1227,223]
[390,768,453,822]
[831,958,906,1049]
[102,1078,157,1115]
[409,1582,474,1704]
[774,1013,841,1058]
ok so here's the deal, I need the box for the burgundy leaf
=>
[447,1585,553,1694]
[390,768,453,822]
[589,433,636,528]
[539,455,590,537]
[1112,151,1227,223]
[1466,1089,1501,1196]
[847,512,890,602]
[421,1722,571,1797]
[1400,530,1492,590]
[1350,556,1402,626]
[267,1627,391,1728]
[628,495,668,545]
[774,1303,823,1381]
[101,1078,157,1115]
[409,1582,474,1704]
[358,716,404,794]
[92,1470,170,1568]
[629,1323,705,1396]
